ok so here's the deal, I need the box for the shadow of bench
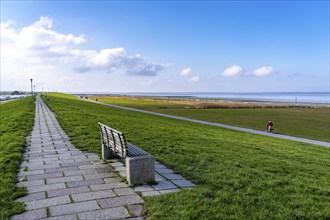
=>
[98,122,155,185]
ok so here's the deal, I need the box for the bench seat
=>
[98,122,155,185]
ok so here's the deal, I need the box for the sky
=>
[1,1,329,93]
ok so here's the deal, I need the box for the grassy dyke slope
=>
[45,93,330,219]
[0,98,35,220]
[91,96,330,142]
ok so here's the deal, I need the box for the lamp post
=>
[34,85,36,96]
[30,79,33,96]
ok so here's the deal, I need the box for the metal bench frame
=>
[98,122,155,185]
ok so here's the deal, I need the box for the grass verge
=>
[45,93,330,219]
[0,97,35,220]
[90,96,330,142]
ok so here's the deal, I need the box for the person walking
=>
[266,120,274,132]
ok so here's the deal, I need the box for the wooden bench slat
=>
[98,122,150,159]
[98,122,127,159]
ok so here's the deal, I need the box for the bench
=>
[98,122,155,185]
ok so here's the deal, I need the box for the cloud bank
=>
[1,16,167,76]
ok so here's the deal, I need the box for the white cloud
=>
[88,48,125,66]
[222,65,244,77]
[1,16,167,77]
[1,16,86,64]
[180,67,191,76]
[77,48,167,76]
[251,66,279,77]
[221,65,279,77]
[188,75,200,82]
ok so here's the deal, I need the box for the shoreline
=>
[85,94,330,108]
[74,91,330,106]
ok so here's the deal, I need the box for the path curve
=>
[83,99,329,148]
[12,96,145,219]
[13,96,196,220]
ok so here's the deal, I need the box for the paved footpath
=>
[84,99,329,148]
[12,96,195,220]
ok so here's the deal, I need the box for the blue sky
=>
[1,1,329,93]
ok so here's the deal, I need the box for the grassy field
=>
[0,97,35,220]
[45,93,330,219]
[89,96,330,142]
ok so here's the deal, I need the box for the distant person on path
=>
[266,120,273,133]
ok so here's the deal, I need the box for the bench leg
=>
[126,155,155,185]
[102,144,113,160]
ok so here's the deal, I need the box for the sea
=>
[0,94,29,102]
[77,92,330,105]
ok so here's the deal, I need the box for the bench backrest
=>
[98,122,127,159]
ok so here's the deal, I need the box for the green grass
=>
[0,97,35,220]
[44,93,330,219]
[92,96,330,142]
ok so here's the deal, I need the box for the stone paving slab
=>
[104,177,123,183]
[96,167,113,173]
[11,208,47,220]
[128,205,144,217]
[16,192,46,203]
[25,195,71,210]
[27,172,63,181]
[77,207,130,220]
[45,166,78,173]
[66,179,105,188]
[46,175,84,184]
[98,195,144,209]
[133,185,155,192]
[47,186,91,198]
[49,200,100,216]
[17,179,45,187]
[62,168,96,176]
[40,214,77,220]
[89,182,128,191]
[172,179,196,188]
[155,174,166,181]
[27,183,67,193]
[71,190,116,202]
[156,168,174,174]
[141,191,161,197]
[83,172,118,180]
[152,181,177,191]
[114,188,136,196]
[161,173,185,180]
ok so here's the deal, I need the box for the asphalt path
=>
[83,98,329,148]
